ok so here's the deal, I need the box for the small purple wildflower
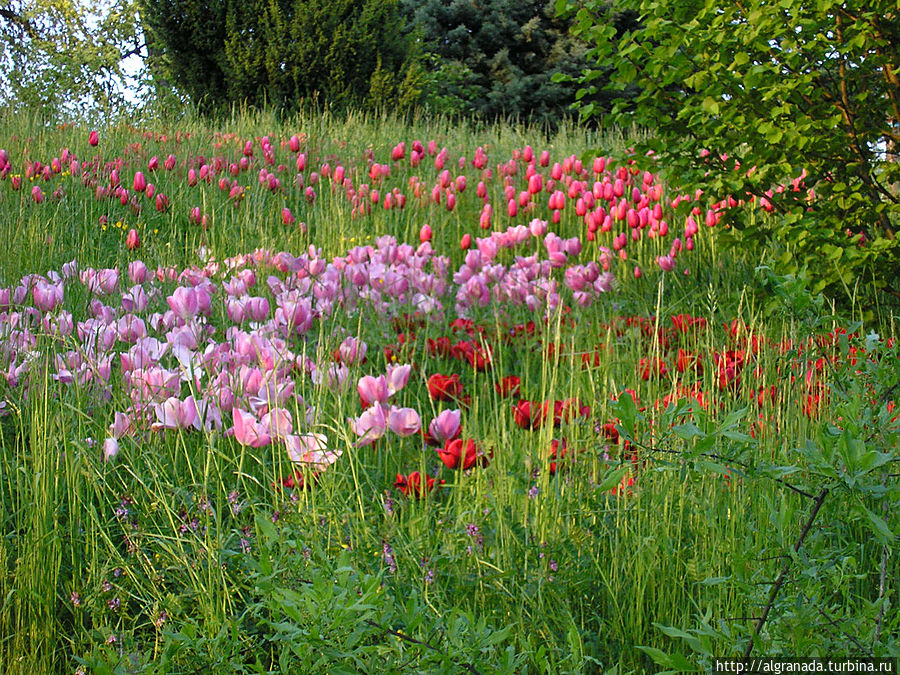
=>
[382,540,397,574]
[155,611,168,629]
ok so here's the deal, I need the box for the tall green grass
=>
[0,108,896,673]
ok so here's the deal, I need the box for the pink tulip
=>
[285,433,340,470]
[128,261,149,284]
[226,297,247,323]
[167,287,199,320]
[31,185,44,203]
[246,296,270,321]
[152,395,200,431]
[657,255,676,272]
[429,409,461,443]
[261,409,293,439]
[133,172,146,193]
[102,438,118,461]
[109,411,133,439]
[350,402,389,446]
[33,281,62,312]
[277,294,312,333]
[338,337,367,365]
[388,406,422,437]
[282,207,295,226]
[232,407,271,448]
[358,375,389,407]
[386,363,412,395]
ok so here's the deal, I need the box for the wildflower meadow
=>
[0,110,897,673]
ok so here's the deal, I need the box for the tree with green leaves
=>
[561,0,899,300]
[140,0,419,114]
[401,0,638,123]
[0,0,143,117]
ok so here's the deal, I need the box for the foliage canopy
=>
[0,0,142,117]
[561,0,900,299]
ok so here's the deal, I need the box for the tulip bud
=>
[126,228,140,250]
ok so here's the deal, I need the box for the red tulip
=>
[548,438,571,475]
[419,224,432,243]
[494,376,521,398]
[461,233,472,250]
[394,471,442,498]
[155,193,169,212]
[427,373,463,401]
[513,400,549,430]
[437,438,489,470]
[88,130,99,146]
[282,207,295,226]
[125,228,140,250]
[552,398,590,426]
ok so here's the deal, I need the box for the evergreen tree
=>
[140,0,417,113]
[141,0,229,112]
[400,0,637,122]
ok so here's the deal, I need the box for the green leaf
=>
[672,423,705,440]
[857,502,896,545]
[596,466,630,492]
[701,97,720,114]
